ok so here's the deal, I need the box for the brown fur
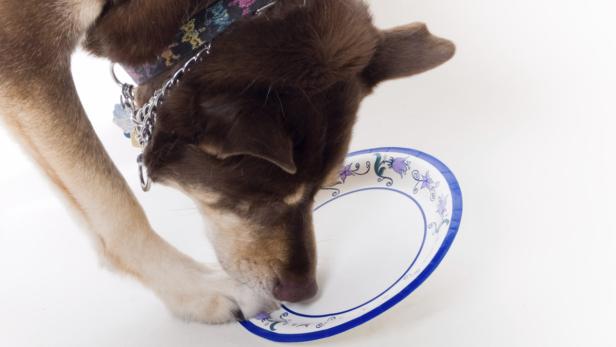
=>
[0,0,454,319]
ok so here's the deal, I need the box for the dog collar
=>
[122,0,277,85]
[113,0,283,192]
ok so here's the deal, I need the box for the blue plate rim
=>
[240,147,463,343]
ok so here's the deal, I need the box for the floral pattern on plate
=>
[241,147,462,343]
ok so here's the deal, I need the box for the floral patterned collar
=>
[122,0,277,84]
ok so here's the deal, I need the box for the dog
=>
[0,0,454,323]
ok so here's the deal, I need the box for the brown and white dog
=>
[0,0,454,323]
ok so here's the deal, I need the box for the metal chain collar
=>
[112,43,212,192]
[110,0,290,192]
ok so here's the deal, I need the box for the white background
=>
[1,0,615,346]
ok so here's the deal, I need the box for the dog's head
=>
[87,0,454,302]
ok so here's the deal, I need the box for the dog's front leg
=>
[0,72,274,323]
[0,1,271,323]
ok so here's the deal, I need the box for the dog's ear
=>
[363,23,455,86]
[198,99,297,175]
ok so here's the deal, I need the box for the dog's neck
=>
[122,0,277,84]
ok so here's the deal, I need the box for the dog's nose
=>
[273,275,318,303]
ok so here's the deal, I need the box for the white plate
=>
[241,147,463,342]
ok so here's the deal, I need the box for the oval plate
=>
[240,147,463,342]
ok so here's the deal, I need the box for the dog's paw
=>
[159,269,278,324]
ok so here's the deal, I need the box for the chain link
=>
[111,0,285,192]
[115,43,212,191]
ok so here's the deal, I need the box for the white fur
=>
[141,251,275,323]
